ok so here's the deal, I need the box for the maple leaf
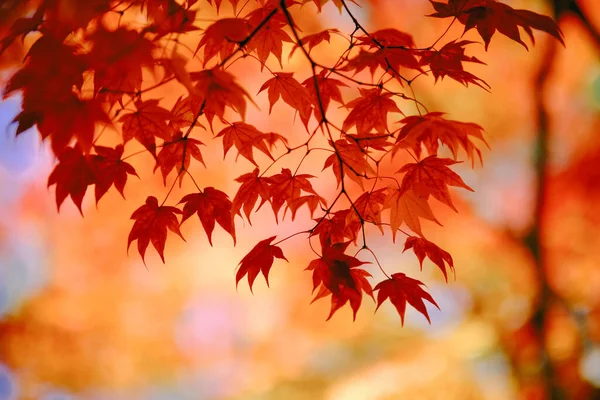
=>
[393,112,488,165]
[382,188,441,239]
[179,187,236,245]
[265,168,326,221]
[189,68,251,125]
[47,146,95,214]
[310,209,362,248]
[356,28,415,48]
[216,122,287,166]
[89,145,138,203]
[0,7,44,56]
[291,29,339,56]
[342,48,422,77]
[196,18,251,66]
[374,272,439,324]
[419,40,489,89]
[346,188,388,232]
[307,242,373,320]
[144,0,198,37]
[246,7,293,68]
[119,99,174,156]
[87,26,155,105]
[258,72,313,128]
[169,96,197,131]
[155,131,205,185]
[323,139,375,188]
[342,88,402,134]
[302,71,347,121]
[231,168,272,223]
[404,236,454,282]
[398,155,474,211]
[128,196,184,263]
[429,0,564,50]
[236,236,288,291]
[36,95,109,156]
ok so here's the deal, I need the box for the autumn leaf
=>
[419,40,489,89]
[310,209,362,248]
[357,28,415,48]
[394,112,488,165]
[179,187,236,245]
[258,72,313,128]
[231,168,272,223]
[216,122,287,166]
[291,29,339,56]
[90,145,138,203]
[323,139,375,188]
[307,242,373,320]
[266,168,326,221]
[189,68,251,125]
[398,155,474,211]
[246,7,293,67]
[155,131,205,185]
[429,0,564,50]
[196,18,251,66]
[374,272,439,324]
[346,188,388,232]
[119,99,174,156]
[382,188,441,239]
[403,236,454,282]
[342,88,402,134]
[127,196,185,264]
[87,26,155,105]
[236,236,288,291]
[342,48,422,77]
[47,146,95,214]
[302,71,347,121]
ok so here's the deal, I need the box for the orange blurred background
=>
[0,0,600,399]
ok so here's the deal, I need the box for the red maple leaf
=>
[382,188,440,239]
[216,122,287,166]
[179,187,236,245]
[374,272,439,324]
[87,26,155,105]
[346,188,388,232]
[119,99,174,156]
[429,0,564,50]
[265,168,326,221]
[398,155,474,211]
[258,72,313,128]
[189,68,251,125]
[236,236,288,291]
[419,40,489,89]
[342,48,422,77]
[342,88,402,134]
[323,139,375,188]
[195,18,251,66]
[231,168,272,223]
[302,71,347,121]
[155,131,205,185]
[47,146,95,214]
[357,28,415,48]
[291,29,339,56]
[246,7,293,68]
[90,145,138,203]
[127,196,185,264]
[393,112,488,165]
[306,242,373,320]
[404,236,454,282]
[310,209,362,248]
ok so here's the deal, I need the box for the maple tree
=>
[0,0,565,327]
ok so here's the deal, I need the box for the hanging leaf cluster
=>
[0,0,563,323]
